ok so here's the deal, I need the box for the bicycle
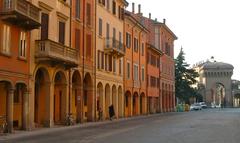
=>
[65,113,74,126]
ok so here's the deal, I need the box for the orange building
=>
[0,0,40,132]
[0,0,178,134]
[70,0,96,123]
[158,21,177,112]
[123,10,148,117]
[130,3,177,113]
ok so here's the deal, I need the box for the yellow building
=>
[96,0,128,120]
[29,0,78,128]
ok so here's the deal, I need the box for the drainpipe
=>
[69,0,72,117]
[94,0,97,122]
[82,0,86,123]
[139,29,143,115]
[131,21,137,116]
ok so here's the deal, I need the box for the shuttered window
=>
[127,62,130,79]
[141,43,144,56]
[126,33,131,48]
[119,59,122,75]
[112,1,116,15]
[75,29,80,50]
[86,3,91,25]
[118,6,121,19]
[19,31,27,58]
[76,0,80,19]
[109,55,112,71]
[101,52,104,69]
[86,34,92,57]
[99,18,102,36]
[1,24,11,54]
[97,50,100,69]
[59,21,65,45]
[41,13,49,40]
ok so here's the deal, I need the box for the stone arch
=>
[0,80,14,132]
[105,84,111,119]
[140,92,146,114]
[97,82,104,120]
[125,91,131,117]
[71,70,81,123]
[112,85,117,118]
[54,71,67,124]
[14,82,27,130]
[133,92,139,116]
[34,67,51,127]
[118,86,123,118]
[83,73,93,122]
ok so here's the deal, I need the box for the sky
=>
[126,0,240,80]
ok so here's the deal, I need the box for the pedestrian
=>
[98,107,103,121]
[108,105,115,121]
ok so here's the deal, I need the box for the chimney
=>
[132,3,135,13]
[138,4,141,14]
[163,18,166,24]
[155,18,157,22]
[149,13,151,19]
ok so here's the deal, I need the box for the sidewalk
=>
[0,113,176,141]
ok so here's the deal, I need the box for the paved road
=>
[1,108,240,143]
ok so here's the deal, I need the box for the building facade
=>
[123,11,148,117]
[131,3,177,113]
[0,0,41,132]
[0,0,178,133]
[70,0,96,123]
[96,0,128,120]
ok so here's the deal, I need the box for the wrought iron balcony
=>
[104,38,125,57]
[35,40,79,68]
[0,0,40,30]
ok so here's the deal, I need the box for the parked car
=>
[190,103,202,110]
[199,102,207,109]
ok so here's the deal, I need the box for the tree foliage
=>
[175,48,199,103]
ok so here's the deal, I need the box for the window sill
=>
[18,56,27,62]
[0,52,11,58]
[75,18,82,23]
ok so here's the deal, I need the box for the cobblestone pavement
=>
[1,108,240,143]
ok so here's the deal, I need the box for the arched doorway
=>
[124,91,131,117]
[72,71,81,123]
[34,68,50,127]
[105,84,110,119]
[0,80,14,132]
[216,83,226,107]
[140,93,146,115]
[118,86,123,118]
[133,92,139,116]
[97,82,103,120]
[14,83,27,130]
[83,73,93,122]
[54,71,67,125]
[112,85,117,118]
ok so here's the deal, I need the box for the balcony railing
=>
[104,38,125,57]
[0,0,40,29]
[35,40,79,68]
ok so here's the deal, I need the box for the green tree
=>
[175,48,199,103]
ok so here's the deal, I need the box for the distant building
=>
[193,61,234,107]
